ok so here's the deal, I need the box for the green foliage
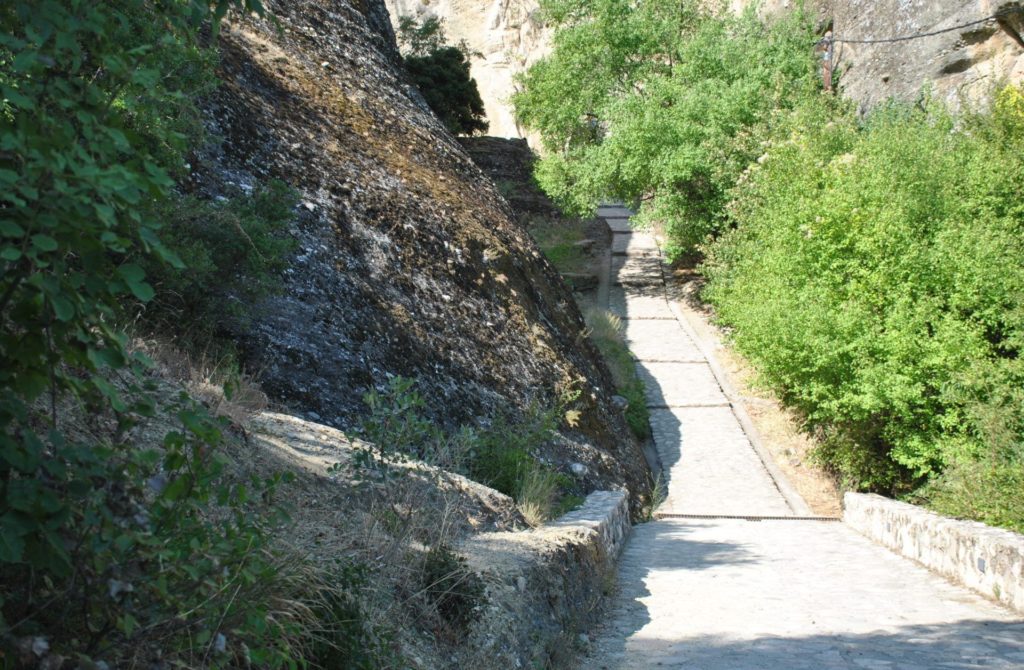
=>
[0,0,357,665]
[140,180,298,343]
[513,0,817,258]
[528,216,590,275]
[703,88,1024,527]
[397,16,488,136]
[306,561,396,670]
[347,377,576,523]
[397,15,447,57]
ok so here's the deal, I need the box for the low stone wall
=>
[844,493,1024,614]
[460,490,631,667]
[544,490,631,559]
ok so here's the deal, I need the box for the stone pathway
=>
[588,205,1024,669]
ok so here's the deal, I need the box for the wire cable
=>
[820,6,1023,46]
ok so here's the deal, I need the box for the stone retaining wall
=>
[461,490,631,666]
[844,493,1024,614]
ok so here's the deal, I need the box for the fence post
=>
[821,30,834,93]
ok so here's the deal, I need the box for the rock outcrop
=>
[825,0,1024,112]
[384,0,550,138]
[197,0,649,508]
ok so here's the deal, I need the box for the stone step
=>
[612,256,663,286]
[612,232,659,256]
[598,206,634,219]
[609,286,673,320]
[636,361,729,408]
[605,217,633,233]
[651,406,792,516]
[623,319,704,363]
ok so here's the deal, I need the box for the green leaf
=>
[50,295,74,321]
[31,234,58,252]
[0,221,24,238]
[117,263,155,301]
[0,529,26,564]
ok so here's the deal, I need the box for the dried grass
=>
[131,335,268,428]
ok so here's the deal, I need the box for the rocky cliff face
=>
[733,0,1024,111]
[198,0,649,506]
[384,0,550,138]
[825,0,1024,112]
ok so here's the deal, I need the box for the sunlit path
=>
[589,205,1024,669]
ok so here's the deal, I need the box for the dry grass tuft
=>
[132,336,268,427]
[516,463,562,527]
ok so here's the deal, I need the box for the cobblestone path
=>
[588,205,1024,669]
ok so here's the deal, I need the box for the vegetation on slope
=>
[704,89,1024,530]
[0,1,382,665]
[513,0,817,259]
[515,0,1024,531]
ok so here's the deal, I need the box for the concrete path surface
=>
[588,205,1024,669]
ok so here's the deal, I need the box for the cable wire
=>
[821,6,1023,46]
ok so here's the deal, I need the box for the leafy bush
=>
[397,16,488,136]
[0,1,374,665]
[703,88,1024,524]
[348,377,576,523]
[513,0,817,258]
[421,544,486,635]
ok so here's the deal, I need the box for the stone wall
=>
[461,490,631,665]
[844,493,1024,614]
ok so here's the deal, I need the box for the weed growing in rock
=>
[584,308,650,440]
[344,376,578,524]
[421,544,486,638]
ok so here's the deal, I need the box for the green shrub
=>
[421,544,486,634]
[0,1,358,665]
[139,181,297,343]
[347,377,577,522]
[703,88,1024,525]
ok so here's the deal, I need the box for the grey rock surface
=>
[198,0,652,508]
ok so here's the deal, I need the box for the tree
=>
[397,16,489,136]
[513,0,816,257]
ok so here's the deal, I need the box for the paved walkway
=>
[588,205,1024,669]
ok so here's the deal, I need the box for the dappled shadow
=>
[593,617,1024,669]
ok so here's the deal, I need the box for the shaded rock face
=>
[458,136,558,217]
[384,0,550,138]
[824,0,1024,112]
[197,0,649,507]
